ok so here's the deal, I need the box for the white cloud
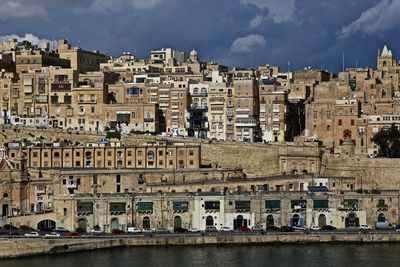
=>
[78,0,168,13]
[338,0,400,38]
[250,15,265,28]
[240,0,296,25]
[0,1,48,20]
[230,34,266,53]
[0,33,52,46]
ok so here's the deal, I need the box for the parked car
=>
[24,231,40,237]
[155,228,170,234]
[112,229,125,235]
[309,225,322,231]
[19,225,36,232]
[55,227,70,233]
[45,232,61,238]
[205,226,218,232]
[395,224,400,232]
[127,227,142,234]
[188,227,200,233]
[293,226,307,231]
[174,227,189,233]
[142,228,154,234]
[266,226,280,231]
[321,225,337,231]
[376,222,393,230]
[3,224,18,230]
[358,224,372,230]
[89,226,104,235]
[66,232,81,237]
[239,226,251,232]
[280,226,295,232]
[75,228,87,235]
[251,226,264,234]
[220,227,232,232]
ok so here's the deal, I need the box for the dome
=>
[190,49,198,57]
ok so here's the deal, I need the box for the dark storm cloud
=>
[0,0,399,72]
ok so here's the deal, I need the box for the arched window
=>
[378,213,386,223]
[205,215,214,226]
[174,216,182,228]
[3,193,8,198]
[383,61,387,67]
[143,216,151,229]
[111,218,119,230]
[266,215,274,227]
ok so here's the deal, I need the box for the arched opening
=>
[266,215,274,227]
[143,216,150,229]
[377,213,386,223]
[37,219,56,231]
[382,90,386,98]
[233,215,247,230]
[345,212,359,228]
[111,218,119,230]
[77,218,87,231]
[383,61,387,67]
[343,129,352,140]
[291,169,298,175]
[318,214,327,227]
[198,130,207,139]
[205,215,214,227]
[292,214,300,226]
[2,193,8,198]
[174,216,182,228]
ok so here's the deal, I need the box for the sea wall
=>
[2,233,400,259]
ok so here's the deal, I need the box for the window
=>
[173,202,189,212]
[351,119,355,126]
[204,201,220,210]
[265,200,280,210]
[159,150,164,156]
[138,160,142,166]
[116,175,121,183]
[313,111,318,119]
[189,150,194,156]
[338,119,342,126]
[313,200,329,209]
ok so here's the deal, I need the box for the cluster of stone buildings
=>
[1,36,400,232]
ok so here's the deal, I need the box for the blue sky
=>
[0,0,399,73]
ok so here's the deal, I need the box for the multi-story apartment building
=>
[187,82,208,138]
[233,68,260,142]
[57,40,109,73]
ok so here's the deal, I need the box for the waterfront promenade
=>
[2,231,400,259]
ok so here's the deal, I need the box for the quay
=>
[1,232,400,259]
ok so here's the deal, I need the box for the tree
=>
[105,126,121,140]
[371,123,400,158]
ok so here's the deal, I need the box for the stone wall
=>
[322,154,400,190]
[2,234,400,258]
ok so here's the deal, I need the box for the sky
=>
[0,0,399,73]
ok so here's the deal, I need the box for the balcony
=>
[235,119,258,127]
[191,92,208,97]
[187,116,208,122]
[51,81,71,91]
[188,106,208,112]
[144,118,154,122]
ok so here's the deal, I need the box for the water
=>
[2,244,400,267]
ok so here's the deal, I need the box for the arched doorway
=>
[266,215,274,227]
[291,214,301,227]
[77,218,87,231]
[234,215,248,230]
[198,129,207,139]
[318,214,327,227]
[345,212,359,228]
[377,213,386,223]
[37,219,56,231]
[205,215,214,226]
[143,216,150,229]
[174,216,182,228]
[111,218,119,230]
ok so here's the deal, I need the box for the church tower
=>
[377,43,395,72]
